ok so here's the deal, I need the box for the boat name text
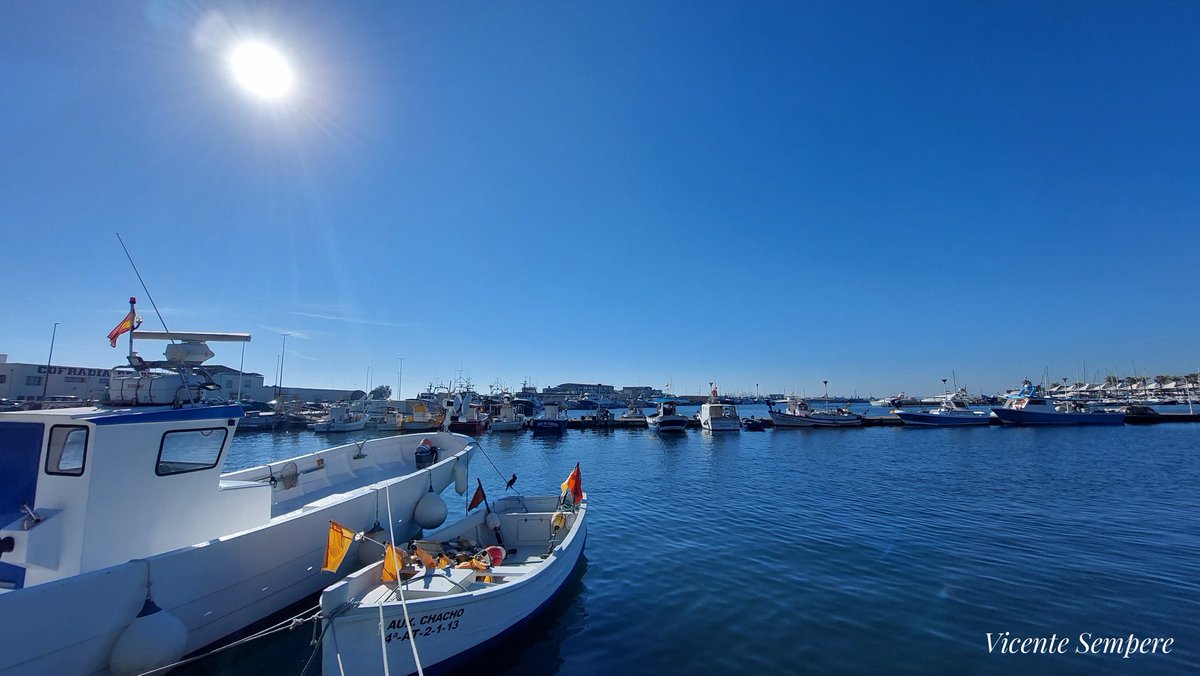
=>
[385,608,466,643]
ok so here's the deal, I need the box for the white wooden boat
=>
[0,331,478,676]
[488,396,527,432]
[699,401,740,431]
[319,488,586,674]
[313,403,369,432]
[769,398,864,428]
[646,401,689,431]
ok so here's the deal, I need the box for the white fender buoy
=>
[414,488,447,530]
[485,512,501,531]
[453,460,468,495]
[358,524,386,565]
[110,599,188,676]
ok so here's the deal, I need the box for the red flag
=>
[560,463,582,505]
[468,479,487,511]
[107,310,140,347]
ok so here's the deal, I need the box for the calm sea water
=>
[181,405,1200,675]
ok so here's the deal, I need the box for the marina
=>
[6,2,1200,674]
[160,415,1200,675]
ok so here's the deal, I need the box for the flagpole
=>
[127,297,137,361]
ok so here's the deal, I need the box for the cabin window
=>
[46,426,88,476]
[156,428,227,476]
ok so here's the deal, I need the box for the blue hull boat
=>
[896,410,992,426]
[991,408,1124,425]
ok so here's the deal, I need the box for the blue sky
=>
[2,1,1198,398]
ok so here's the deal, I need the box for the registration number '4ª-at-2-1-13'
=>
[384,608,466,643]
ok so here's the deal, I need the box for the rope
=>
[138,605,321,675]
[474,442,522,495]
[385,483,424,676]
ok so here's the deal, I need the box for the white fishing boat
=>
[487,395,527,432]
[319,469,587,675]
[313,403,369,432]
[0,329,478,676]
[698,386,740,431]
[769,397,864,428]
[646,401,689,432]
[401,400,443,433]
[376,406,404,432]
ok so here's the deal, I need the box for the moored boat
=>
[769,397,864,428]
[488,395,527,432]
[0,329,478,676]
[699,386,740,431]
[992,381,1125,425]
[313,403,369,432]
[530,401,569,434]
[895,391,991,427]
[318,469,586,675]
[646,401,689,432]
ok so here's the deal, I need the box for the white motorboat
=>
[313,403,369,432]
[769,397,864,428]
[0,330,479,676]
[319,471,587,675]
[488,395,527,432]
[895,392,991,426]
[698,386,740,431]
[646,401,689,432]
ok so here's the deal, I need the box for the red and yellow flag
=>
[321,521,356,572]
[560,463,582,506]
[468,479,487,511]
[107,310,140,347]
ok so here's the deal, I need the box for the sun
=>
[227,40,295,101]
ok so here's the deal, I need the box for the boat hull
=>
[488,418,526,432]
[529,418,568,434]
[991,408,1125,425]
[648,416,689,431]
[895,411,991,426]
[769,410,863,428]
[449,420,488,435]
[0,432,477,676]
[321,496,586,675]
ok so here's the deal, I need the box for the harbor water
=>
[182,405,1200,674]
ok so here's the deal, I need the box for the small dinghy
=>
[319,466,587,675]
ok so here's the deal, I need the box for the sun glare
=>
[228,41,295,101]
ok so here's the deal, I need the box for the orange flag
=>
[468,479,487,511]
[107,310,140,347]
[413,546,439,569]
[560,463,582,506]
[322,521,356,572]
[381,544,407,582]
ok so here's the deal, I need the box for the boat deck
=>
[358,549,549,605]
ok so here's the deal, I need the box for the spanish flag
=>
[107,310,140,348]
[560,463,582,506]
[468,479,487,511]
[322,521,356,572]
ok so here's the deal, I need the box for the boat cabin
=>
[0,404,254,590]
